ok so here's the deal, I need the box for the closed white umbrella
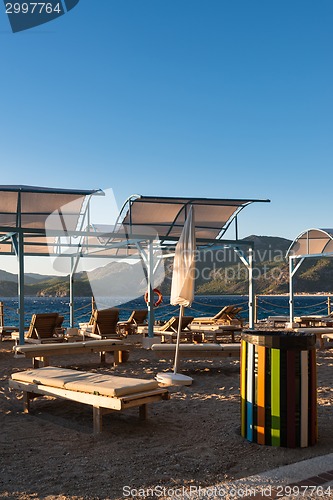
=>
[156,206,196,386]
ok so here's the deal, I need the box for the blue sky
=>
[1,0,332,248]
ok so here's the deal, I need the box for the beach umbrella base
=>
[156,372,193,386]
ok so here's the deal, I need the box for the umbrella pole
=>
[173,304,184,374]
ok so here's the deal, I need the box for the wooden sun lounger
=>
[151,343,240,359]
[11,313,65,345]
[80,308,122,340]
[188,324,242,342]
[192,305,243,326]
[138,316,195,343]
[14,339,132,368]
[9,367,170,435]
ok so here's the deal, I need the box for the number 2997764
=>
[5,3,62,14]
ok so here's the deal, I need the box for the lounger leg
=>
[42,357,49,367]
[139,404,148,420]
[23,392,32,413]
[93,406,103,435]
[33,357,49,368]
[33,358,39,369]
[100,352,106,364]
[113,351,121,366]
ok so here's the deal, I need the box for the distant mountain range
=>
[0,235,332,296]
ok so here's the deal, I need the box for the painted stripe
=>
[286,350,296,447]
[257,345,265,445]
[300,350,309,447]
[240,340,247,437]
[246,342,254,441]
[271,348,280,446]
[309,348,317,445]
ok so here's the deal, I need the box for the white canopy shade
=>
[287,228,333,323]
[0,185,102,256]
[287,228,333,258]
[120,195,270,244]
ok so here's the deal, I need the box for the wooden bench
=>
[151,342,240,359]
[14,339,131,368]
[9,367,169,434]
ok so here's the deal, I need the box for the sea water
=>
[0,295,332,328]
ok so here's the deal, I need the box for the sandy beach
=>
[1,339,332,500]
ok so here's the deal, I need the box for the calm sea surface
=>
[1,295,332,328]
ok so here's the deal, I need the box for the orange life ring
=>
[144,288,163,307]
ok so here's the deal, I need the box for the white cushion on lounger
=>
[11,367,159,397]
[65,374,158,397]
[12,367,83,388]
[15,339,124,354]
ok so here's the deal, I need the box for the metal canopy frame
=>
[0,187,270,342]
[117,194,270,243]
[286,228,333,322]
[116,195,270,334]
[0,185,105,343]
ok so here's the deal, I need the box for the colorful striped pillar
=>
[241,331,317,448]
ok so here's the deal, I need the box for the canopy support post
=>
[248,246,254,329]
[70,256,74,328]
[289,257,294,323]
[289,256,304,323]
[69,252,82,328]
[147,241,154,338]
[12,232,25,344]
[18,232,25,344]
[234,245,254,329]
